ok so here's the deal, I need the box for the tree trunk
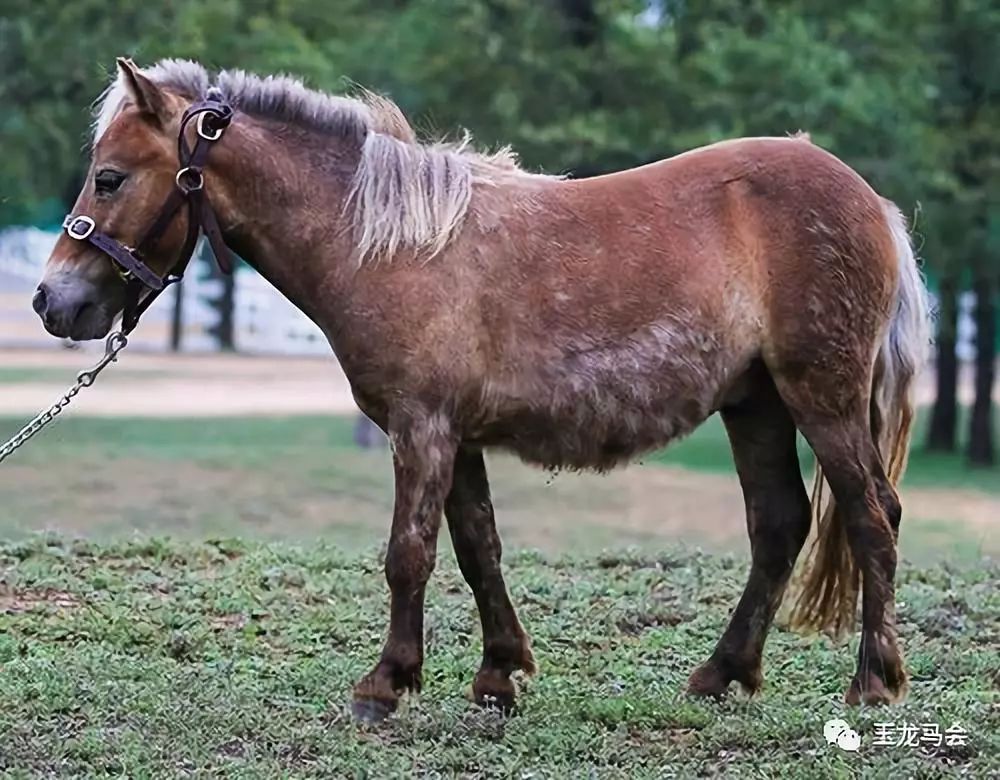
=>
[170,280,184,352]
[927,276,959,451]
[967,274,996,465]
[555,0,600,47]
[215,273,236,352]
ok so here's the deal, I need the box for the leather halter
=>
[62,93,236,334]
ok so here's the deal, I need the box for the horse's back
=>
[541,134,898,369]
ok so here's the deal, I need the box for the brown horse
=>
[36,59,931,720]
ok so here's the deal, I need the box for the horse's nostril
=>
[32,285,49,316]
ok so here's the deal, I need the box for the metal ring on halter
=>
[196,111,225,141]
[175,166,204,193]
[63,215,96,240]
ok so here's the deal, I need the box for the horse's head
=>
[35,59,193,340]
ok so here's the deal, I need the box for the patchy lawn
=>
[0,537,996,777]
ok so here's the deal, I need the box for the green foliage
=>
[0,537,996,776]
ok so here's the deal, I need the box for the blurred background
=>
[0,0,997,562]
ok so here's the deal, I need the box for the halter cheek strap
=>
[62,95,235,334]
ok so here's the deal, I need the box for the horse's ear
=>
[116,57,171,125]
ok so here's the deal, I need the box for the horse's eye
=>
[94,168,127,196]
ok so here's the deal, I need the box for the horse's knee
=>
[385,535,435,590]
[842,477,900,567]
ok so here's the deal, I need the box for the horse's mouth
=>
[40,302,114,342]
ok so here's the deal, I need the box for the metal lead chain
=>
[0,331,128,464]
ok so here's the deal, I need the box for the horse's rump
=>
[459,136,899,472]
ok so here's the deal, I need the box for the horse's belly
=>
[482,400,706,472]
[474,331,744,471]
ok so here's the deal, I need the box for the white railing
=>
[234,272,330,355]
[0,226,56,283]
[0,227,328,355]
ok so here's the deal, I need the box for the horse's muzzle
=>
[33,275,113,341]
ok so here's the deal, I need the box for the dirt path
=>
[0,348,358,416]
[2,348,997,417]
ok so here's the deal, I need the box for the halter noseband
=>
[62,93,236,334]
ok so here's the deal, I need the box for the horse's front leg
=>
[352,411,457,722]
[445,448,535,713]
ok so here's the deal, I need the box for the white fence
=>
[0,227,329,355]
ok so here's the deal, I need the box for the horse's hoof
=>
[844,671,906,706]
[472,669,518,715]
[474,689,517,716]
[351,696,397,723]
[686,661,730,699]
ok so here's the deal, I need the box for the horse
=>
[35,58,931,721]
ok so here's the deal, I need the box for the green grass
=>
[0,368,165,384]
[0,368,74,384]
[647,407,1000,494]
[0,537,996,777]
[0,415,360,462]
[2,407,995,495]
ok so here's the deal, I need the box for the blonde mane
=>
[93,60,551,263]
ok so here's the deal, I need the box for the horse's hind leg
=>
[445,448,535,712]
[688,372,811,697]
[785,397,907,704]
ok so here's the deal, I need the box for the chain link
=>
[0,331,128,464]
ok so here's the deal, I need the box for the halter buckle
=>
[196,111,225,141]
[175,166,204,193]
[63,215,96,240]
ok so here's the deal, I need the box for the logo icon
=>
[824,718,861,752]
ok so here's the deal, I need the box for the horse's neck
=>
[210,123,360,324]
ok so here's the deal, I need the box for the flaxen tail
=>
[791,201,932,635]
